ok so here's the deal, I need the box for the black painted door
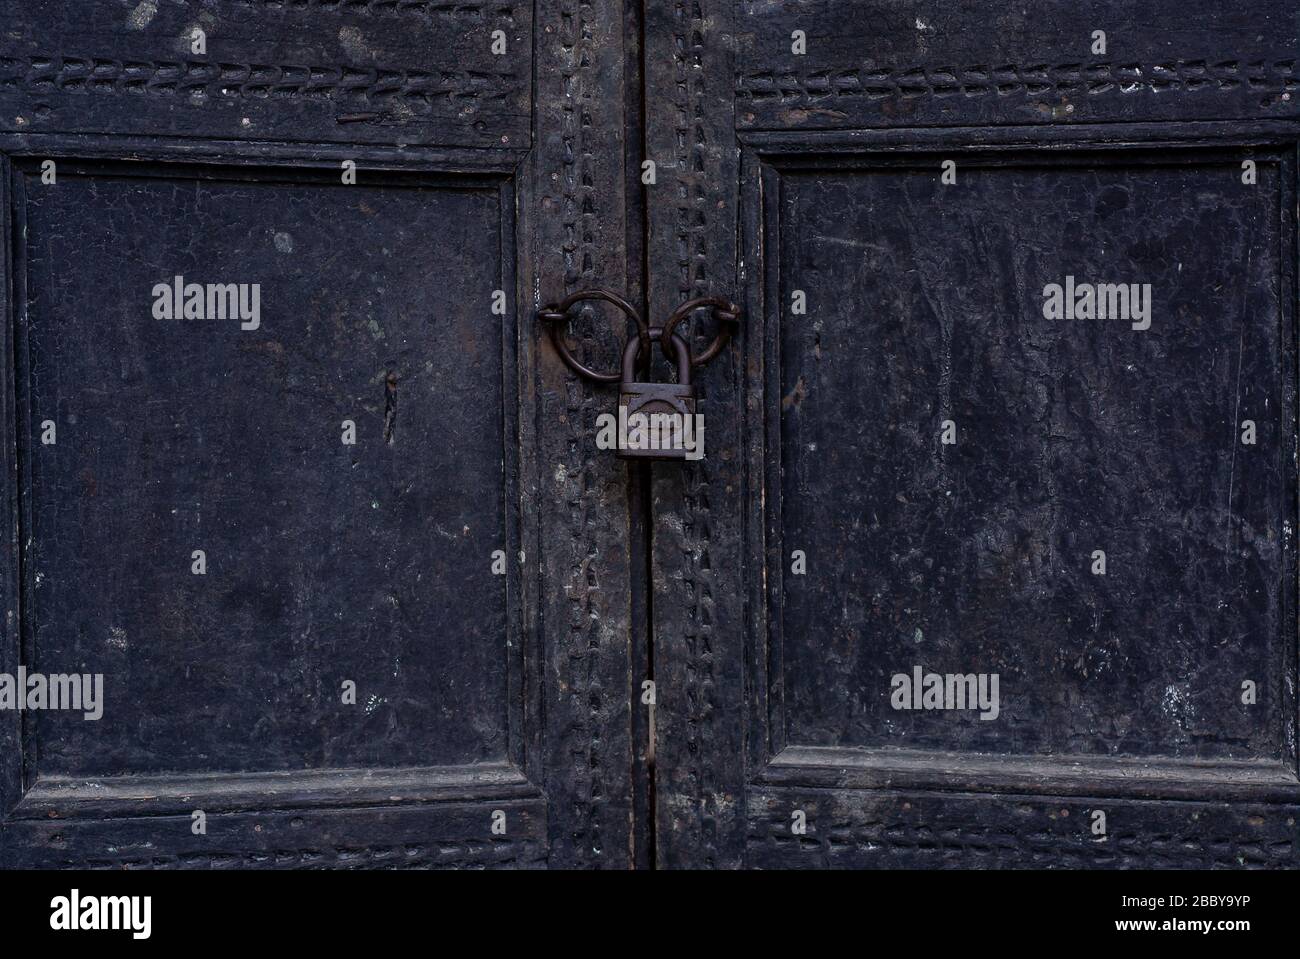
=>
[0,1,642,868]
[645,1,1300,867]
[3,1,1300,873]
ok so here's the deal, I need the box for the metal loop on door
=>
[540,289,741,382]
[539,289,649,383]
[659,295,742,367]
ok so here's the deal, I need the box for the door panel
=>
[648,0,1300,868]
[775,147,1288,763]
[24,164,515,778]
[0,0,640,869]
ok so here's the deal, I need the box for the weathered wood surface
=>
[3,0,1300,869]
[0,0,639,869]
[734,0,1299,131]
[1,0,532,147]
[648,0,1300,868]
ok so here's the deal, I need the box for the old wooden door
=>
[645,1,1300,868]
[3,1,1300,873]
[0,0,643,868]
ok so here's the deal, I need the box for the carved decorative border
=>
[221,0,517,19]
[665,0,721,867]
[554,0,610,862]
[37,839,547,869]
[0,54,516,110]
[746,813,1296,868]
[737,58,1299,106]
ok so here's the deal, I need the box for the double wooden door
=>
[1,0,1297,869]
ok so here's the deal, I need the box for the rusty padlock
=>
[617,328,699,461]
[540,290,739,463]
